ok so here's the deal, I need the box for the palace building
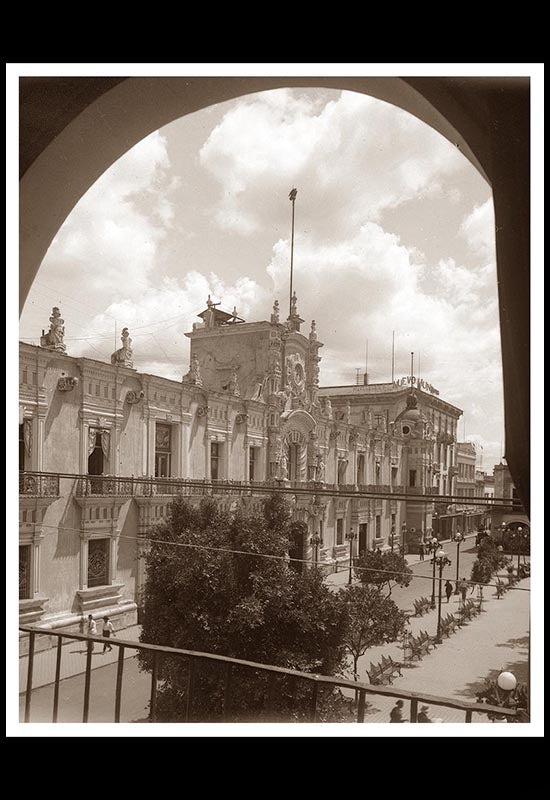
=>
[19,296,463,634]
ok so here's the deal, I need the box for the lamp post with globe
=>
[434,547,452,643]
[428,537,440,609]
[516,526,524,574]
[346,529,356,585]
[452,530,464,593]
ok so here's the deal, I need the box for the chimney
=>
[363,372,369,385]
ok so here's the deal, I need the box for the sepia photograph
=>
[8,64,543,736]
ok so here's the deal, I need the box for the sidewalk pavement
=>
[342,577,530,723]
[19,625,142,692]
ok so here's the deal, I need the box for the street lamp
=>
[346,529,357,585]
[497,671,517,692]
[428,537,439,609]
[390,525,395,552]
[516,526,523,574]
[310,533,321,567]
[401,522,408,556]
[434,547,452,643]
[452,530,464,593]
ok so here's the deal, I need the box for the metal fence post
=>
[114,646,125,722]
[82,639,93,722]
[410,698,418,723]
[52,636,63,722]
[357,689,367,723]
[24,631,36,722]
[149,652,159,722]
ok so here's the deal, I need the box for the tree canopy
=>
[353,549,412,596]
[138,494,349,720]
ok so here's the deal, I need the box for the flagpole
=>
[289,188,297,318]
[391,331,395,383]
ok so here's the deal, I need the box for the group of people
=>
[390,700,438,723]
[86,614,115,653]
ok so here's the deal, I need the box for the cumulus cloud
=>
[460,198,495,261]
[20,89,505,473]
[199,89,465,238]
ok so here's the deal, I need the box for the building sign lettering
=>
[393,376,439,396]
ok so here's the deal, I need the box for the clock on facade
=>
[286,353,306,393]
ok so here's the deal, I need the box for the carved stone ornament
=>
[57,376,79,392]
[111,327,134,369]
[196,406,209,417]
[40,307,66,352]
[270,299,280,324]
[125,389,144,405]
[183,354,203,387]
[235,413,249,425]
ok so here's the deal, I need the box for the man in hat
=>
[418,705,432,722]
[390,699,406,722]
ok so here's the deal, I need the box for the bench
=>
[366,654,403,685]
[439,614,459,638]
[413,597,432,617]
[458,599,478,624]
[405,632,432,660]
[420,629,438,649]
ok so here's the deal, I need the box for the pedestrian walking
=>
[86,614,97,651]
[459,578,468,604]
[101,615,115,653]
[417,705,432,723]
[390,699,406,723]
[445,580,453,603]
[419,543,425,561]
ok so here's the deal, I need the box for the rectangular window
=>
[249,447,256,481]
[357,454,365,484]
[375,515,381,539]
[319,520,324,545]
[336,518,344,545]
[155,423,172,478]
[391,466,398,485]
[19,545,31,599]
[337,459,347,485]
[87,538,110,588]
[409,469,417,487]
[211,442,220,480]
[375,462,381,484]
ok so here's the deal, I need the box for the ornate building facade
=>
[19,297,463,634]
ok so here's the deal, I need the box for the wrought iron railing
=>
[19,472,60,497]
[19,471,522,510]
[19,625,516,724]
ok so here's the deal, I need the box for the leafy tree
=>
[339,584,407,685]
[470,557,494,585]
[138,494,348,721]
[354,549,412,597]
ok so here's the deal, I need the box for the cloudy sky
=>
[20,88,504,471]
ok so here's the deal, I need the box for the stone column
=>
[205,434,211,480]
[142,417,148,476]
[147,419,156,477]
[79,533,90,590]
[225,434,232,480]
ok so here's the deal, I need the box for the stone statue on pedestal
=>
[111,327,133,368]
[40,307,66,352]
[183,353,203,386]
[271,299,280,324]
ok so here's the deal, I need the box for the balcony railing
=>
[19,625,516,724]
[19,472,60,497]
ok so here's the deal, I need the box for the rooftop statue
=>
[111,327,133,368]
[40,307,66,352]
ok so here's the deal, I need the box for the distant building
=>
[490,462,529,534]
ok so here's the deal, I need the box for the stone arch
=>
[18,75,530,513]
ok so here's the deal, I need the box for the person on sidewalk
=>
[445,580,453,603]
[459,578,468,604]
[101,615,115,653]
[419,543,425,561]
[417,705,432,722]
[86,614,97,651]
[390,699,406,723]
